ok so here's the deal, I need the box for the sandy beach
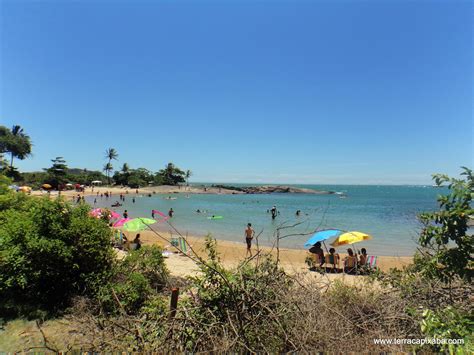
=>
[126,229,413,278]
[30,185,244,198]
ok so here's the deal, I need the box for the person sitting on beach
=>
[133,234,142,250]
[309,242,325,267]
[326,248,340,272]
[359,248,368,266]
[244,223,255,257]
[344,248,358,274]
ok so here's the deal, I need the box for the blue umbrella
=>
[304,229,343,248]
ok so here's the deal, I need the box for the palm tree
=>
[104,148,118,185]
[7,125,32,168]
[103,162,113,184]
[185,169,192,186]
[121,163,130,173]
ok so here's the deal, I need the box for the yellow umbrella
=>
[42,184,52,189]
[330,231,372,247]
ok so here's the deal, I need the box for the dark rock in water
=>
[212,184,333,194]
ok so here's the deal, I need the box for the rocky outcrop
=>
[212,185,334,194]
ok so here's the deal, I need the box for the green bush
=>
[420,307,473,353]
[97,245,169,315]
[0,195,114,317]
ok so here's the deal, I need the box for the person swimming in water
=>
[271,206,277,219]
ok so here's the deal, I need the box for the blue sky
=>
[1,0,472,184]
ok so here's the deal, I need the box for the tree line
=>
[0,125,192,189]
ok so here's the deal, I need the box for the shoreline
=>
[29,184,333,197]
[129,229,413,277]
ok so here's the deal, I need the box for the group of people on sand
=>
[309,242,369,274]
[115,232,142,251]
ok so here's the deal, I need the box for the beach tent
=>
[91,180,102,185]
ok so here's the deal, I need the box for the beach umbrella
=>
[152,210,169,222]
[330,231,372,247]
[90,208,102,216]
[304,229,343,248]
[113,218,132,227]
[42,184,52,189]
[109,211,121,219]
[122,217,157,232]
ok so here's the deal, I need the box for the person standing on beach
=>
[245,223,255,257]
[168,208,174,217]
[123,210,128,218]
[151,210,155,219]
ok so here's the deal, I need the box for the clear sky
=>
[1,0,472,184]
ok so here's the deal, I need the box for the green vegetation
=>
[44,156,69,189]
[0,125,32,180]
[417,166,473,281]
[0,176,114,317]
[156,162,186,185]
[97,246,169,315]
[104,147,118,185]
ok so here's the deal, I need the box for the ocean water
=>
[86,185,448,256]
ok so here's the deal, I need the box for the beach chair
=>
[366,255,378,269]
[178,237,188,255]
[113,229,124,248]
[306,253,323,270]
[171,237,180,248]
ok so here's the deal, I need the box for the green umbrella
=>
[122,218,157,232]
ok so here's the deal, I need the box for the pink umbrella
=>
[113,218,132,227]
[152,209,169,222]
[109,211,121,219]
[90,208,102,217]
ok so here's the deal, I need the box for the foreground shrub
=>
[421,306,473,353]
[0,196,114,317]
[96,245,169,315]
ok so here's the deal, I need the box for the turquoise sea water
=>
[86,185,448,256]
